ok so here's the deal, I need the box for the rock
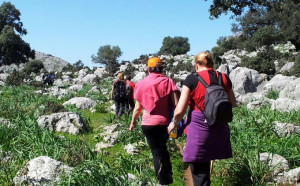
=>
[264,74,296,91]
[35,51,69,72]
[220,50,241,71]
[124,144,139,155]
[78,68,89,79]
[280,62,294,73]
[47,86,69,98]
[271,98,300,112]
[103,131,119,145]
[0,63,25,73]
[230,67,263,94]
[0,73,9,82]
[259,152,289,175]
[132,72,146,83]
[282,167,300,184]
[273,121,300,137]
[94,67,106,78]
[37,112,85,135]
[13,156,72,186]
[63,97,96,110]
[217,64,230,75]
[0,118,10,126]
[68,84,83,92]
[279,78,300,100]
[94,142,113,152]
[246,98,273,110]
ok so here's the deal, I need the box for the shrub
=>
[5,70,28,86]
[291,52,300,77]
[265,89,280,100]
[23,60,45,74]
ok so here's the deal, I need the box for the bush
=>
[265,89,280,100]
[291,52,300,77]
[5,70,28,86]
[23,60,45,74]
[158,36,190,56]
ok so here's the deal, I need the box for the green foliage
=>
[291,52,300,77]
[158,36,190,56]
[5,70,28,86]
[91,45,122,75]
[23,60,45,74]
[265,89,280,100]
[0,2,35,66]
[240,47,280,75]
[211,36,240,64]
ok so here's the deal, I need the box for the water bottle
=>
[169,128,177,138]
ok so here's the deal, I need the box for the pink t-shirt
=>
[142,96,170,126]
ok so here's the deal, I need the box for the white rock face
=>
[279,78,300,100]
[280,62,294,73]
[63,97,96,110]
[264,74,297,91]
[271,98,300,112]
[78,68,89,79]
[229,67,263,94]
[94,67,106,78]
[220,50,241,71]
[217,64,230,75]
[273,121,300,137]
[132,72,146,83]
[259,152,289,175]
[68,84,83,92]
[37,112,85,135]
[35,51,69,72]
[13,156,72,186]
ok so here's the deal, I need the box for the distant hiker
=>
[168,52,237,186]
[111,72,126,117]
[129,57,180,185]
[125,75,135,113]
[43,73,55,86]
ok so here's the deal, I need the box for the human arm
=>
[129,101,143,131]
[168,85,190,133]
[228,89,237,108]
[171,90,180,107]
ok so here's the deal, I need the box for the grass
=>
[1,83,300,185]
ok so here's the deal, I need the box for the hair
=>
[116,72,124,81]
[125,75,131,80]
[195,51,214,68]
[148,62,163,73]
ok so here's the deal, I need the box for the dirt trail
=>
[176,142,193,186]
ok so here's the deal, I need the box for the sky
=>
[6,0,234,68]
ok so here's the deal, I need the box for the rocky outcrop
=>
[63,97,96,110]
[35,51,69,72]
[37,112,85,135]
[271,98,300,112]
[273,121,300,137]
[279,78,300,100]
[229,67,264,94]
[13,156,72,186]
[263,74,296,91]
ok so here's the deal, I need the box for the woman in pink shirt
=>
[129,57,179,185]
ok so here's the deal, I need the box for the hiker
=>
[43,73,54,86]
[129,57,180,185]
[168,52,237,186]
[111,72,126,117]
[125,75,135,113]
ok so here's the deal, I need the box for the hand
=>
[168,122,176,134]
[129,120,136,131]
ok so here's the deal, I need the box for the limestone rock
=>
[13,156,72,186]
[37,112,85,135]
[259,152,289,175]
[264,74,296,91]
[273,121,300,137]
[279,78,300,100]
[271,98,300,112]
[63,97,96,110]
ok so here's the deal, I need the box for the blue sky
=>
[7,0,234,68]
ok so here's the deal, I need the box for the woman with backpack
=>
[111,72,126,117]
[168,52,237,186]
[129,57,180,185]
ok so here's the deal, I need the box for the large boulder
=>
[259,152,289,175]
[132,72,146,83]
[35,51,69,72]
[229,67,264,94]
[13,156,72,186]
[271,98,300,112]
[220,50,241,72]
[37,112,85,135]
[279,78,300,100]
[63,97,96,110]
[94,67,106,78]
[280,62,294,73]
[264,74,296,91]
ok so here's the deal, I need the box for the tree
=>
[158,36,190,56]
[0,2,34,66]
[206,0,300,19]
[91,45,122,74]
[74,60,84,69]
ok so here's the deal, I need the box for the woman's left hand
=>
[167,122,176,134]
[129,120,136,131]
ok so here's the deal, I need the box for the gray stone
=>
[230,67,263,94]
[264,74,296,91]
[37,112,85,135]
[13,156,72,186]
[259,152,289,175]
[271,98,300,112]
[63,97,96,110]
[280,62,294,73]
[68,84,83,92]
[124,144,139,155]
[94,142,113,152]
[273,121,300,137]
[132,72,146,83]
[279,78,300,100]
[35,51,69,72]
[94,67,106,78]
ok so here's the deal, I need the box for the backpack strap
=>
[217,71,223,86]
[193,72,208,88]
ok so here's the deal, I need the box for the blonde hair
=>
[116,72,124,81]
[195,51,214,68]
